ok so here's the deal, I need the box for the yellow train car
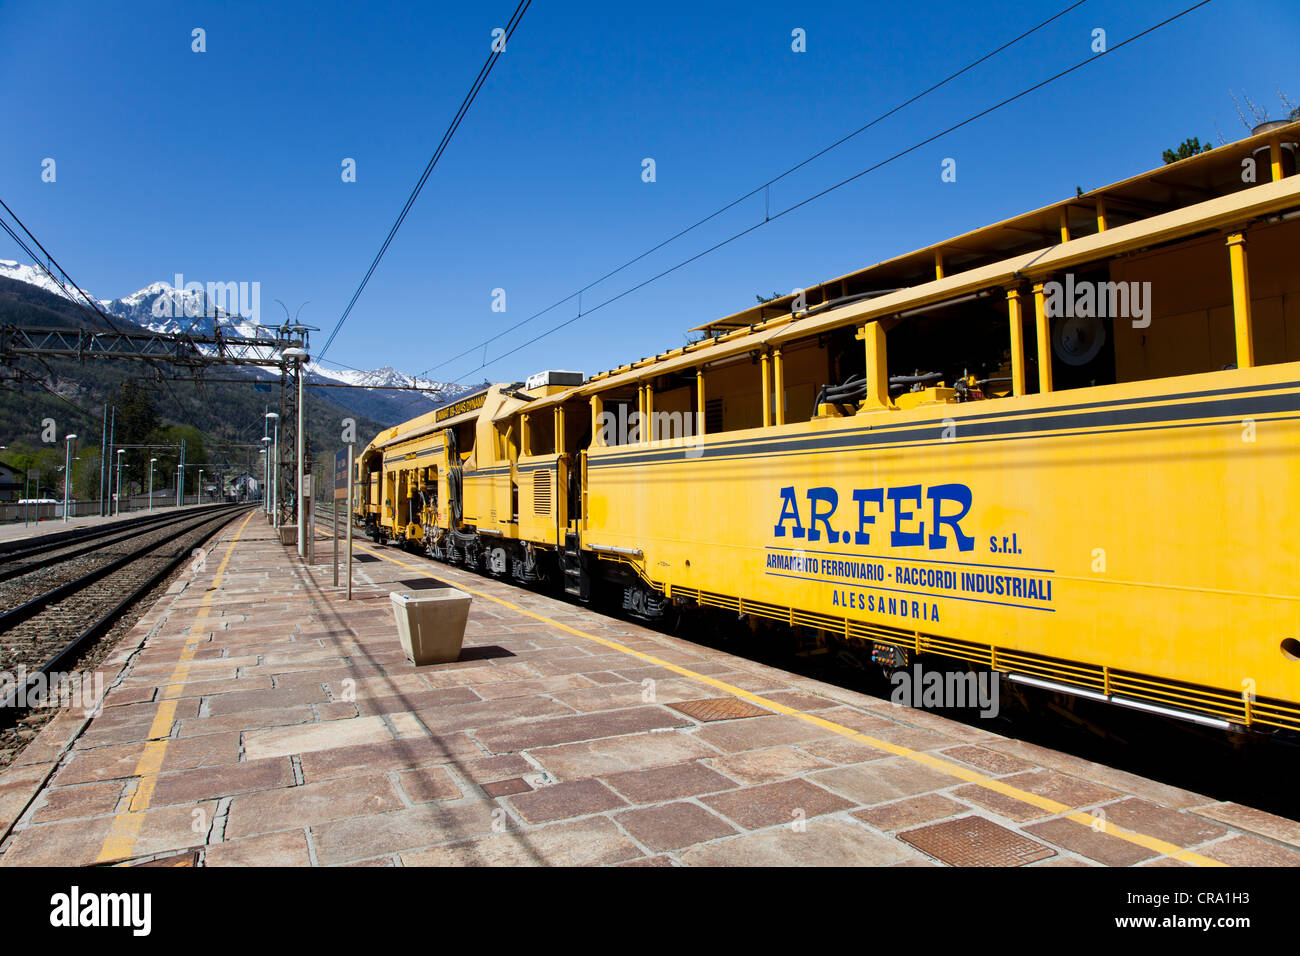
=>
[367,121,1300,735]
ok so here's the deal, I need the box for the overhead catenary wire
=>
[317,0,532,362]
[417,0,1095,380]
[448,0,1215,384]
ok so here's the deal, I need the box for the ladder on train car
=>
[560,531,588,601]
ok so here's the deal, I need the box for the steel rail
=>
[0,505,239,583]
[0,506,241,632]
[0,506,251,725]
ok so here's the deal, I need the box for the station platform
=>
[2,512,1298,867]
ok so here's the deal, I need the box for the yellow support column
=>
[521,413,531,457]
[590,394,603,447]
[855,322,892,410]
[696,369,706,437]
[1006,288,1027,397]
[645,381,655,443]
[1227,232,1255,368]
[760,351,771,427]
[1269,138,1284,182]
[772,347,785,425]
[1033,282,1053,393]
[1058,208,1071,243]
[1096,197,1108,232]
[555,406,566,456]
[934,250,945,280]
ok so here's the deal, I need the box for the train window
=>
[885,293,1036,402]
[529,412,556,456]
[563,399,591,451]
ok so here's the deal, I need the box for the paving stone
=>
[243,715,394,760]
[940,745,1038,776]
[618,855,676,866]
[311,802,502,865]
[701,778,854,830]
[32,780,127,823]
[1023,817,1157,866]
[175,706,319,737]
[810,756,957,806]
[757,690,840,712]
[400,815,642,867]
[796,736,891,765]
[951,783,1049,823]
[1190,802,1300,848]
[57,733,242,785]
[702,746,831,786]
[147,758,297,807]
[1200,834,1300,867]
[395,767,464,803]
[616,801,737,851]
[475,706,689,753]
[1,800,218,867]
[482,778,531,797]
[679,817,914,866]
[1094,798,1227,847]
[471,674,596,700]
[853,793,969,832]
[814,706,901,734]
[205,828,313,866]
[601,761,737,804]
[413,695,576,734]
[226,775,405,837]
[692,715,836,753]
[507,779,627,824]
[995,771,1122,810]
[531,731,718,778]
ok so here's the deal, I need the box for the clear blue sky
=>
[3,0,1297,387]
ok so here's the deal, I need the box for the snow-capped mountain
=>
[0,258,111,308]
[0,260,477,421]
[307,363,461,405]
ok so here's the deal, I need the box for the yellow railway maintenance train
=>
[355,120,1300,736]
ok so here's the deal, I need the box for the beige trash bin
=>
[390,588,472,665]
[278,525,298,546]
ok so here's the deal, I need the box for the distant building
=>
[0,461,21,502]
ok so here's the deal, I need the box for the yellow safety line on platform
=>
[354,540,1226,867]
[95,510,257,864]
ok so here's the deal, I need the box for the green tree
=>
[1162,137,1214,164]
[117,380,160,492]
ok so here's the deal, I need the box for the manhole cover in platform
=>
[898,815,1056,867]
[669,697,771,722]
[353,553,380,563]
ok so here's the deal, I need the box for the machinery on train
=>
[355,121,1300,737]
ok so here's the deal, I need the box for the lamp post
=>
[282,347,309,558]
[177,464,183,507]
[261,437,272,517]
[115,449,125,516]
[198,469,204,506]
[258,447,267,513]
[62,433,77,522]
[265,412,280,529]
[149,458,158,510]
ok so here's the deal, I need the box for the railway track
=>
[0,504,249,725]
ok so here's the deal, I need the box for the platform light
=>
[62,433,77,523]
